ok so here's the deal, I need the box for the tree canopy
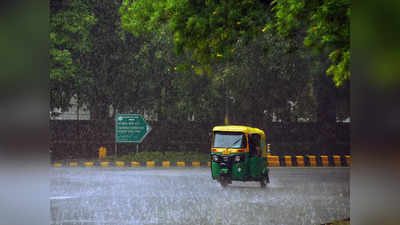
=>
[50,0,96,81]
[120,0,350,86]
[268,0,350,86]
[120,0,269,65]
[50,0,97,111]
[50,0,350,125]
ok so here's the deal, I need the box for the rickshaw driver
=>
[256,146,261,157]
[248,134,261,157]
[249,133,269,183]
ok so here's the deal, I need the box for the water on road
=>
[51,167,349,225]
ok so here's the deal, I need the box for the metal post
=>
[223,78,229,125]
[136,143,139,153]
[76,92,80,160]
[114,113,117,157]
[225,95,229,124]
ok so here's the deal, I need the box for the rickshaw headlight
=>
[235,155,241,162]
[212,155,219,162]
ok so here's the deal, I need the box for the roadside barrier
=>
[115,161,125,167]
[69,162,78,167]
[284,155,292,167]
[100,161,110,167]
[296,156,305,167]
[267,155,280,167]
[308,155,317,166]
[146,161,155,167]
[176,161,185,167]
[345,155,351,166]
[52,155,351,168]
[321,217,350,225]
[320,155,329,167]
[131,161,140,167]
[333,155,342,167]
[84,162,94,167]
[192,161,201,167]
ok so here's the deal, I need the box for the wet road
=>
[51,167,349,225]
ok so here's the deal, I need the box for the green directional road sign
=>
[115,114,152,143]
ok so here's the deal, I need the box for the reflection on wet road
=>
[51,167,349,225]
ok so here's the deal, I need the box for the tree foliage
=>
[76,0,146,119]
[50,0,96,81]
[267,0,351,86]
[50,0,97,111]
[49,0,349,124]
[120,0,269,66]
[120,0,350,86]
[216,31,316,123]
[50,0,153,119]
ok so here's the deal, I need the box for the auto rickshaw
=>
[210,125,270,188]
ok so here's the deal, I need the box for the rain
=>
[51,167,349,225]
[49,0,350,225]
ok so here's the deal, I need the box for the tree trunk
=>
[90,101,109,120]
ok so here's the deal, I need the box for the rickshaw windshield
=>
[213,132,246,148]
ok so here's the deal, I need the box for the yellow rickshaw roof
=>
[212,125,265,136]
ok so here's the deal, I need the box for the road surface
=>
[51,167,349,225]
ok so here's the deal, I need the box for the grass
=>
[323,218,350,225]
[104,151,210,165]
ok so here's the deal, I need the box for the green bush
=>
[104,155,117,161]
[113,151,210,165]
[119,153,134,162]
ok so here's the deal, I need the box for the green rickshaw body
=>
[211,153,250,180]
[210,125,269,187]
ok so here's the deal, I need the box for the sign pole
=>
[115,142,118,157]
[136,143,139,153]
[114,116,117,157]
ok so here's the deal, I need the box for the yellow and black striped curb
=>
[53,161,203,168]
[52,155,351,168]
[267,155,350,167]
[321,218,350,225]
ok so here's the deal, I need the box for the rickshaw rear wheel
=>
[220,180,228,188]
[219,177,229,188]
[260,178,266,188]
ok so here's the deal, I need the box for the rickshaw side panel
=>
[211,162,221,179]
[249,157,266,179]
[231,156,249,180]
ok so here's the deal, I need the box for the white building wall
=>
[51,96,90,120]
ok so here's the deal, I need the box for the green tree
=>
[50,0,97,111]
[119,0,324,123]
[76,0,144,119]
[132,27,223,122]
[124,26,183,120]
[120,0,269,66]
[265,0,350,153]
[50,0,157,120]
[267,0,351,86]
[120,0,349,86]
[216,31,316,124]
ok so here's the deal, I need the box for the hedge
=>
[105,151,210,165]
